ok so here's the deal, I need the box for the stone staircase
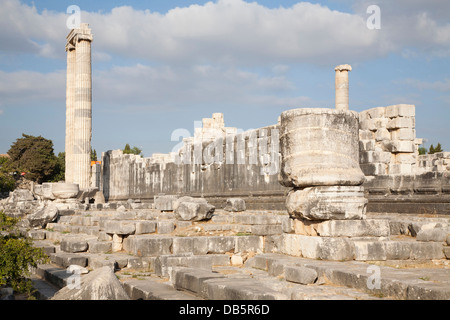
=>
[26,207,449,300]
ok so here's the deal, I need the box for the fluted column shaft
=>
[65,23,93,190]
[73,37,92,189]
[65,46,76,183]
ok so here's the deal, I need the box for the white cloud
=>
[0,70,65,105]
[352,0,450,57]
[93,63,300,110]
[0,62,303,113]
[403,78,450,92]
[1,0,449,65]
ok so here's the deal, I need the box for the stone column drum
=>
[279,108,367,220]
[279,108,364,188]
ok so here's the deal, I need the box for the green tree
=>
[0,157,15,193]
[434,143,443,153]
[429,144,435,154]
[0,211,48,297]
[91,148,97,161]
[7,134,58,183]
[418,146,427,155]
[123,144,142,156]
[50,152,65,182]
[123,144,131,154]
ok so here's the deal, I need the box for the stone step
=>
[248,253,450,300]
[34,264,71,289]
[122,278,203,300]
[280,234,446,261]
[170,266,290,300]
[30,275,61,300]
[169,265,380,300]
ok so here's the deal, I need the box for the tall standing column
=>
[335,64,351,111]
[65,23,93,190]
[65,44,76,184]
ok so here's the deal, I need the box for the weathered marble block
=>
[286,186,367,221]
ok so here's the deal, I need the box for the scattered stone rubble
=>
[3,198,445,300]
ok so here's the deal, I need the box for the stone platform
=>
[25,205,449,300]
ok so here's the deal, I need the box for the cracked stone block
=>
[285,266,318,285]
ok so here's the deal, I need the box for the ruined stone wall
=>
[100,110,449,214]
[358,104,420,176]
[358,104,450,214]
[101,117,285,209]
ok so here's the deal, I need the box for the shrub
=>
[0,211,49,297]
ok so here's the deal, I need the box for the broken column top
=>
[335,64,352,72]
[66,23,93,49]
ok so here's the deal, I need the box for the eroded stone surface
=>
[286,186,367,220]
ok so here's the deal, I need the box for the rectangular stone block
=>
[207,236,235,254]
[234,236,264,253]
[104,220,136,235]
[170,267,225,298]
[156,220,175,234]
[387,141,415,153]
[154,195,179,211]
[60,237,89,253]
[409,242,445,260]
[281,234,303,256]
[87,240,112,254]
[172,236,209,255]
[316,219,390,237]
[155,255,212,277]
[384,241,412,260]
[135,221,156,235]
[386,104,415,118]
[390,128,415,141]
[123,235,173,257]
[353,241,387,261]
[366,107,386,119]
[233,214,280,225]
[51,252,88,268]
[172,237,193,254]
[282,234,354,261]
[395,153,416,164]
[284,266,318,285]
[250,225,282,235]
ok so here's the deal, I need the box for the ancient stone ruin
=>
[0,24,449,301]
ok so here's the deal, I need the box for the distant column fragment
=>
[335,64,351,111]
[65,23,93,189]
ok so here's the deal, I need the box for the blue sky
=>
[0,0,449,157]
